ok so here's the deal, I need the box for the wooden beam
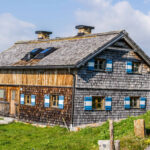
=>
[109,120,115,150]
[107,46,132,51]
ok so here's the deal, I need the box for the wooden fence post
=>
[134,119,145,138]
[109,120,115,150]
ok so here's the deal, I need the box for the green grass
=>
[1,112,150,150]
[0,117,4,120]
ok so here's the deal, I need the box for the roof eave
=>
[75,30,150,68]
[123,35,150,67]
[75,31,125,68]
[0,65,76,70]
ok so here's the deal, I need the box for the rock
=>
[0,116,14,124]
[98,140,120,150]
[145,145,150,150]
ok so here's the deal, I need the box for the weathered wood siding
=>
[0,70,73,87]
[0,69,73,125]
[19,86,73,126]
[0,86,20,116]
[73,49,150,126]
[0,86,20,103]
[0,101,9,116]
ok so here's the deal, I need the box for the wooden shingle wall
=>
[73,49,150,126]
[19,86,73,126]
[0,69,73,126]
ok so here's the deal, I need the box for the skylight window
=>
[31,48,42,53]
[22,48,43,61]
[21,47,57,61]
[34,47,56,59]
[40,48,51,54]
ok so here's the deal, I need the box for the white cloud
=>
[144,0,150,4]
[0,13,36,51]
[76,0,150,56]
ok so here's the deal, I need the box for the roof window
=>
[22,48,43,61]
[34,47,56,59]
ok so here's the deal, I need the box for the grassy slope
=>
[1,112,150,150]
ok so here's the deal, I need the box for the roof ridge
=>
[15,30,124,44]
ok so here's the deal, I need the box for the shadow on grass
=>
[146,128,150,136]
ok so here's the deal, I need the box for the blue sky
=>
[0,0,148,31]
[0,0,81,37]
[113,0,150,13]
[0,0,150,55]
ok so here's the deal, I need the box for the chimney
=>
[75,25,95,36]
[35,31,52,39]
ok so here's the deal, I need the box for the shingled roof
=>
[0,30,149,69]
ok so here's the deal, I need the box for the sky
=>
[0,0,150,55]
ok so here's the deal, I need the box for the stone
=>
[98,140,120,150]
[0,116,14,124]
[145,145,150,150]
[134,119,145,138]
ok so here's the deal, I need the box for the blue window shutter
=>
[88,59,95,71]
[20,94,24,105]
[140,97,146,109]
[126,61,132,73]
[124,97,130,109]
[106,59,113,72]
[105,97,112,110]
[31,95,36,106]
[44,94,50,107]
[84,97,92,110]
[59,96,64,109]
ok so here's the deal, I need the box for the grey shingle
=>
[0,31,121,67]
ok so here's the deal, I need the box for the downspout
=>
[70,71,76,129]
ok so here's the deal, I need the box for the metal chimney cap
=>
[75,25,95,30]
[35,31,52,35]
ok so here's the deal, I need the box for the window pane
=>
[94,59,105,70]
[0,89,5,99]
[25,95,31,104]
[11,90,16,100]
[27,96,30,103]
[132,62,140,73]
[92,97,104,110]
[52,95,59,107]
[130,97,139,108]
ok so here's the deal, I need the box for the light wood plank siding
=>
[0,70,73,87]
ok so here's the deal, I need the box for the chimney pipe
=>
[35,31,52,39]
[75,25,95,36]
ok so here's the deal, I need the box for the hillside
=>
[1,112,150,150]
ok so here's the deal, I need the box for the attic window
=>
[34,47,56,59]
[132,62,141,73]
[126,61,141,74]
[94,59,106,71]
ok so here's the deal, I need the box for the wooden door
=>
[10,89,17,116]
